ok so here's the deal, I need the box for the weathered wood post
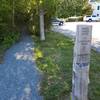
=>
[72,25,92,100]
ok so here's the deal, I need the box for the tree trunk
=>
[12,0,15,29]
[39,9,45,41]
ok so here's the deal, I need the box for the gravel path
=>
[0,36,43,100]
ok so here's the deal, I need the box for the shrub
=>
[66,16,83,22]
[0,23,20,50]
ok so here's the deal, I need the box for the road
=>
[52,22,100,52]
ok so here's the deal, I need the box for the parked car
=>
[83,15,100,22]
[51,18,64,26]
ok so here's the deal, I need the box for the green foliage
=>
[55,0,80,17]
[34,32,73,99]
[56,0,92,18]
[0,0,20,53]
[1,32,20,49]
[82,3,92,15]
[0,0,12,23]
[89,51,100,100]
[10,0,57,35]
[0,0,20,61]
[66,16,83,22]
[27,0,57,35]
[0,30,20,63]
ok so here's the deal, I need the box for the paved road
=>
[52,22,100,52]
[0,36,43,100]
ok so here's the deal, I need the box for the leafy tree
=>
[26,0,57,36]
[55,0,92,18]
[82,1,92,15]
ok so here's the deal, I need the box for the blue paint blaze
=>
[76,63,89,68]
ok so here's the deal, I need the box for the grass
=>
[33,32,100,100]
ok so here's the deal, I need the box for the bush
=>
[0,22,20,52]
[0,23,10,42]
[0,18,20,63]
[66,16,83,22]
[0,25,20,63]
[82,4,92,16]
[78,16,83,21]
[2,32,20,49]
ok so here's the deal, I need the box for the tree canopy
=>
[55,0,92,18]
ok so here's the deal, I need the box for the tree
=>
[25,0,57,37]
[55,0,92,18]
[82,0,92,15]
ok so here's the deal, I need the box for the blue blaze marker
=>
[76,63,88,68]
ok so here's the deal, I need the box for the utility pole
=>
[72,25,92,100]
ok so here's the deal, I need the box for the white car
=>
[83,15,100,22]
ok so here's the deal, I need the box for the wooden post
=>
[72,25,92,100]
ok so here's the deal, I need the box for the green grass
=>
[33,32,100,100]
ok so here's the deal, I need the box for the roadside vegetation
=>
[0,24,20,63]
[0,30,20,63]
[34,32,100,100]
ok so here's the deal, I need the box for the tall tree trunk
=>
[12,0,15,29]
[39,9,45,41]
